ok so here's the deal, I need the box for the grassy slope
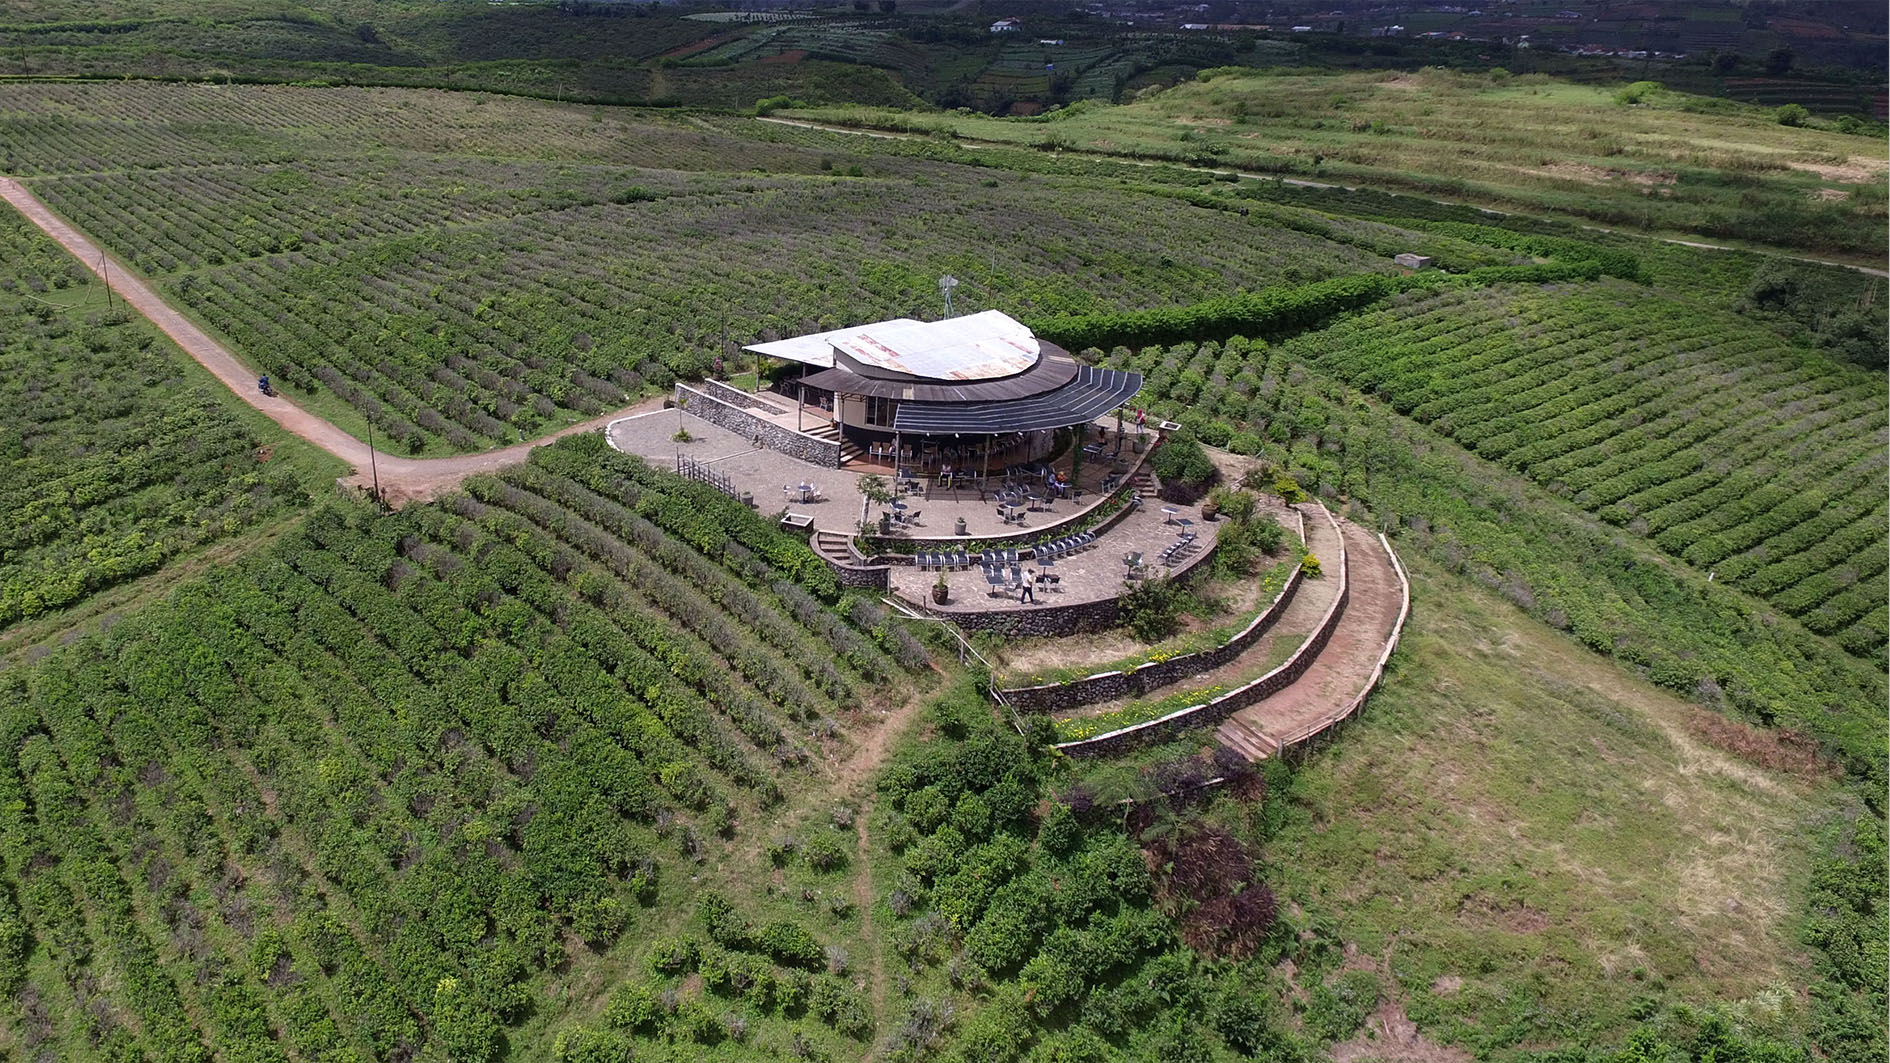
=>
[1269,553,1845,1056]
[788,68,1889,260]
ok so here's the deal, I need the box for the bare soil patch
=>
[1330,999,1474,1063]
[1541,161,1677,186]
[1786,158,1882,182]
[1681,710,1838,780]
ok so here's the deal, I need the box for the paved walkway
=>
[887,501,1217,613]
[608,406,1149,539]
[1219,518,1407,757]
[0,177,657,504]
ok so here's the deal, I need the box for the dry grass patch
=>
[1267,553,1843,1054]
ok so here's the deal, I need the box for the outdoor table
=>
[1082,443,1103,458]
[1161,506,1180,524]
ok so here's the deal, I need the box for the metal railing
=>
[882,595,1024,734]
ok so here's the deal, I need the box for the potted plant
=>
[932,573,949,605]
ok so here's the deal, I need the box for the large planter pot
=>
[1200,501,1219,522]
[1132,437,1147,454]
[932,582,949,605]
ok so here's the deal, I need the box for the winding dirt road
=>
[1,177,662,505]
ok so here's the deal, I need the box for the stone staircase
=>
[1213,717,1280,761]
[802,422,862,465]
[813,529,855,565]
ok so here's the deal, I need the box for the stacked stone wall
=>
[675,384,840,468]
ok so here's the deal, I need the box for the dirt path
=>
[835,686,933,1045]
[0,177,665,504]
[1229,520,1404,749]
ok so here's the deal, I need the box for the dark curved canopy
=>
[800,342,1079,403]
[891,365,1143,435]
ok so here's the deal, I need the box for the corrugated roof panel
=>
[743,318,922,368]
[832,310,1039,380]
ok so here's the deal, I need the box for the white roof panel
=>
[832,310,1039,381]
[744,318,922,368]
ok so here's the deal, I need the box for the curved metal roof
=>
[801,343,1078,402]
[891,365,1143,435]
[832,310,1039,380]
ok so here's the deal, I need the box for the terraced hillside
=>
[1281,282,1889,657]
[2,81,1394,455]
[0,434,928,1062]
[0,203,322,639]
[1092,281,1889,659]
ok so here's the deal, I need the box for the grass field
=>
[1264,553,1854,1057]
[788,67,1889,259]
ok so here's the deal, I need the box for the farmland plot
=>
[1099,283,1887,657]
[0,433,924,1062]
[1284,283,1888,656]
[8,82,1393,453]
[0,210,311,634]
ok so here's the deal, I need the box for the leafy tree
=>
[1119,575,1185,642]
[1776,103,1811,127]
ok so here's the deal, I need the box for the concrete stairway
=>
[813,529,855,565]
[1214,717,1280,760]
[802,422,862,465]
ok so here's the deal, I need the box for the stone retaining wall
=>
[699,378,773,411]
[1055,505,1350,757]
[830,559,892,591]
[1002,564,1303,713]
[675,383,840,468]
[999,505,1311,713]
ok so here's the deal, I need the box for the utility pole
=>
[366,421,382,510]
[98,252,112,311]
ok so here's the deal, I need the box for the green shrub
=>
[1120,576,1186,642]
[1305,970,1379,1042]
[602,981,660,1031]
[1614,80,1662,106]
[759,920,826,970]
[1775,103,1811,127]
[803,832,850,873]
[1150,432,1218,503]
